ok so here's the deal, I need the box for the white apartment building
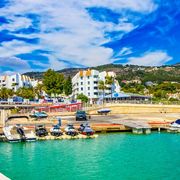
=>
[72,69,120,102]
[0,73,38,91]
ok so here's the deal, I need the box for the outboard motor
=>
[16,125,26,141]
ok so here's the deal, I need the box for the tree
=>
[64,76,72,96]
[16,87,35,100]
[0,88,14,99]
[105,75,114,100]
[77,93,88,103]
[98,80,106,103]
[34,83,44,98]
[43,69,64,97]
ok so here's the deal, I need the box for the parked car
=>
[75,110,87,121]
[0,98,8,104]
[13,96,23,104]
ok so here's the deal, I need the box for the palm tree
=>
[98,80,106,103]
[105,75,114,101]
[34,83,44,99]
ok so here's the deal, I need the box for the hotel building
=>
[72,69,120,102]
[0,73,38,91]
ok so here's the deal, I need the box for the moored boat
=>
[3,125,21,142]
[35,125,48,137]
[170,119,180,128]
[64,124,78,136]
[3,125,36,142]
[78,123,94,136]
[50,125,63,136]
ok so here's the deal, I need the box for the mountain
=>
[23,63,180,83]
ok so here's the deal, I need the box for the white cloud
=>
[0,16,32,31]
[127,51,172,66]
[0,40,39,57]
[83,0,157,13]
[0,56,31,73]
[0,0,158,70]
[118,47,132,56]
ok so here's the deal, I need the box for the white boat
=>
[3,125,36,142]
[65,124,78,136]
[3,126,21,142]
[3,115,36,142]
[22,127,36,142]
[170,119,180,128]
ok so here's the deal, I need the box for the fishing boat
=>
[64,124,78,136]
[78,123,94,136]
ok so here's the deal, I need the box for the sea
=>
[0,132,180,180]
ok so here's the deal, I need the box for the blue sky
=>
[0,0,179,74]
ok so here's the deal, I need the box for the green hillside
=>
[23,64,180,83]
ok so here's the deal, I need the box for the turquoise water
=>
[0,133,180,180]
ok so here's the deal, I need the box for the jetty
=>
[111,120,152,134]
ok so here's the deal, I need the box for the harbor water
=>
[0,132,180,180]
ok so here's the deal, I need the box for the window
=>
[94,81,98,84]
[88,81,90,85]
[81,82,83,85]
[94,87,98,90]
[12,78,15,81]
[88,87,90,90]
[88,93,90,96]
[80,77,83,80]
[94,92,98,95]
[81,87,83,91]
[87,76,90,79]
[93,75,98,78]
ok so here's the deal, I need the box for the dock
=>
[111,120,152,134]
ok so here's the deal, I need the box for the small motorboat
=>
[50,125,63,136]
[170,119,180,128]
[35,125,48,137]
[64,124,78,136]
[3,125,21,142]
[30,111,48,119]
[78,123,94,136]
[16,125,36,142]
[97,109,111,115]
[3,116,35,142]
